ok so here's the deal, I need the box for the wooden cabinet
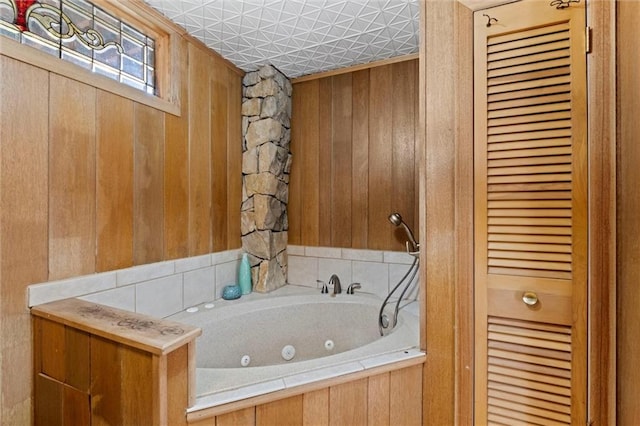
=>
[32,299,200,426]
[473,1,587,423]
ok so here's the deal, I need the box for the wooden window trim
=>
[0,0,182,116]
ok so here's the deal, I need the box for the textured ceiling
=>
[143,0,420,78]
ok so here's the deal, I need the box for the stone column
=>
[241,65,292,292]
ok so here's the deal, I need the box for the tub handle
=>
[317,280,329,294]
[346,283,361,294]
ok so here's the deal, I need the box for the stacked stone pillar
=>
[241,65,292,292]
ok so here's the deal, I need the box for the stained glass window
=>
[0,0,156,95]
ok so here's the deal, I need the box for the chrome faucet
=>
[346,283,361,294]
[329,274,342,294]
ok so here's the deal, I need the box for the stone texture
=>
[242,98,261,116]
[245,173,280,196]
[258,143,288,176]
[244,71,261,86]
[275,180,289,204]
[245,78,279,98]
[242,147,259,175]
[254,195,283,230]
[245,118,283,149]
[258,64,277,79]
[260,96,278,118]
[254,258,286,293]
[241,211,256,236]
[242,230,271,259]
[241,64,292,294]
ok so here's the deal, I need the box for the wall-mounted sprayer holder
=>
[388,213,420,257]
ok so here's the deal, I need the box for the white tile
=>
[383,250,415,265]
[211,249,242,265]
[287,255,318,287]
[317,258,352,285]
[305,246,342,259]
[341,248,383,262]
[183,267,216,308]
[189,379,286,411]
[215,261,240,299]
[117,261,175,287]
[287,245,305,256]
[359,348,424,370]
[283,362,364,388]
[28,272,116,307]
[79,286,135,312]
[352,261,389,298]
[175,254,211,273]
[135,275,183,318]
[389,263,420,300]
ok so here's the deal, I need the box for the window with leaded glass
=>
[0,0,156,95]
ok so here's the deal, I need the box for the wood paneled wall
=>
[189,364,423,426]
[289,59,419,251]
[0,35,242,424]
[617,1,640,423]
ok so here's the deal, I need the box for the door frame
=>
[419,0,616,423]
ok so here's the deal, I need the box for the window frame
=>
[0,0,182,116]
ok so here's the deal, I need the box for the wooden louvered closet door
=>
[473,1,587,424]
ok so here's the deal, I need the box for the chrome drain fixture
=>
[324,339,335,351]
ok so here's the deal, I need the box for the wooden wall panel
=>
[215,407,255,426]
[290,59,419,251]
[256,396,303,426]
[367,373,390,426]
[302,388,329,426]
[288,83,304,245]
[96,90,134,271]
[298,80,320,246]
[617,1,640,423]
[211,58,229,252]
[133,103,165,264]
[368,65,394,250]
[1,11,242,424]
[318,78,333,247]
[351,69,370,249]
[391,61,417,252]
[227,68,243,250]
[188,45,213,255]
[0,57,49,425]
[49,75,96,279]
[331,73,353,247]
[421,2,470,425]
[164,35,190,259]
[91,337,123,425]
[389,364,422,425]
[329,379,368,426]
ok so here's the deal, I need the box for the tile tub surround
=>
[287,245,420,300]
[27,249,243,317]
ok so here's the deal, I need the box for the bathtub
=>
[168,285,422,411]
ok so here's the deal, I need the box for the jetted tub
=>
[168,285,421,411]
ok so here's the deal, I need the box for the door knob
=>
[522,291,539,306]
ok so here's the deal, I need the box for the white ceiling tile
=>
[143,0,419,78]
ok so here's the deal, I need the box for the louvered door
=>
[474,1,587,424]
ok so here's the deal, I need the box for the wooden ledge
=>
[31,298,201,356]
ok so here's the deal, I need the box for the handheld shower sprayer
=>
[388,213,419,256]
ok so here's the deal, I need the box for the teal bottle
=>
[239,253,252,295]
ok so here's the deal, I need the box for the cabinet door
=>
[473,1,587,424]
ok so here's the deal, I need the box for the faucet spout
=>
[329,274,342,294]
